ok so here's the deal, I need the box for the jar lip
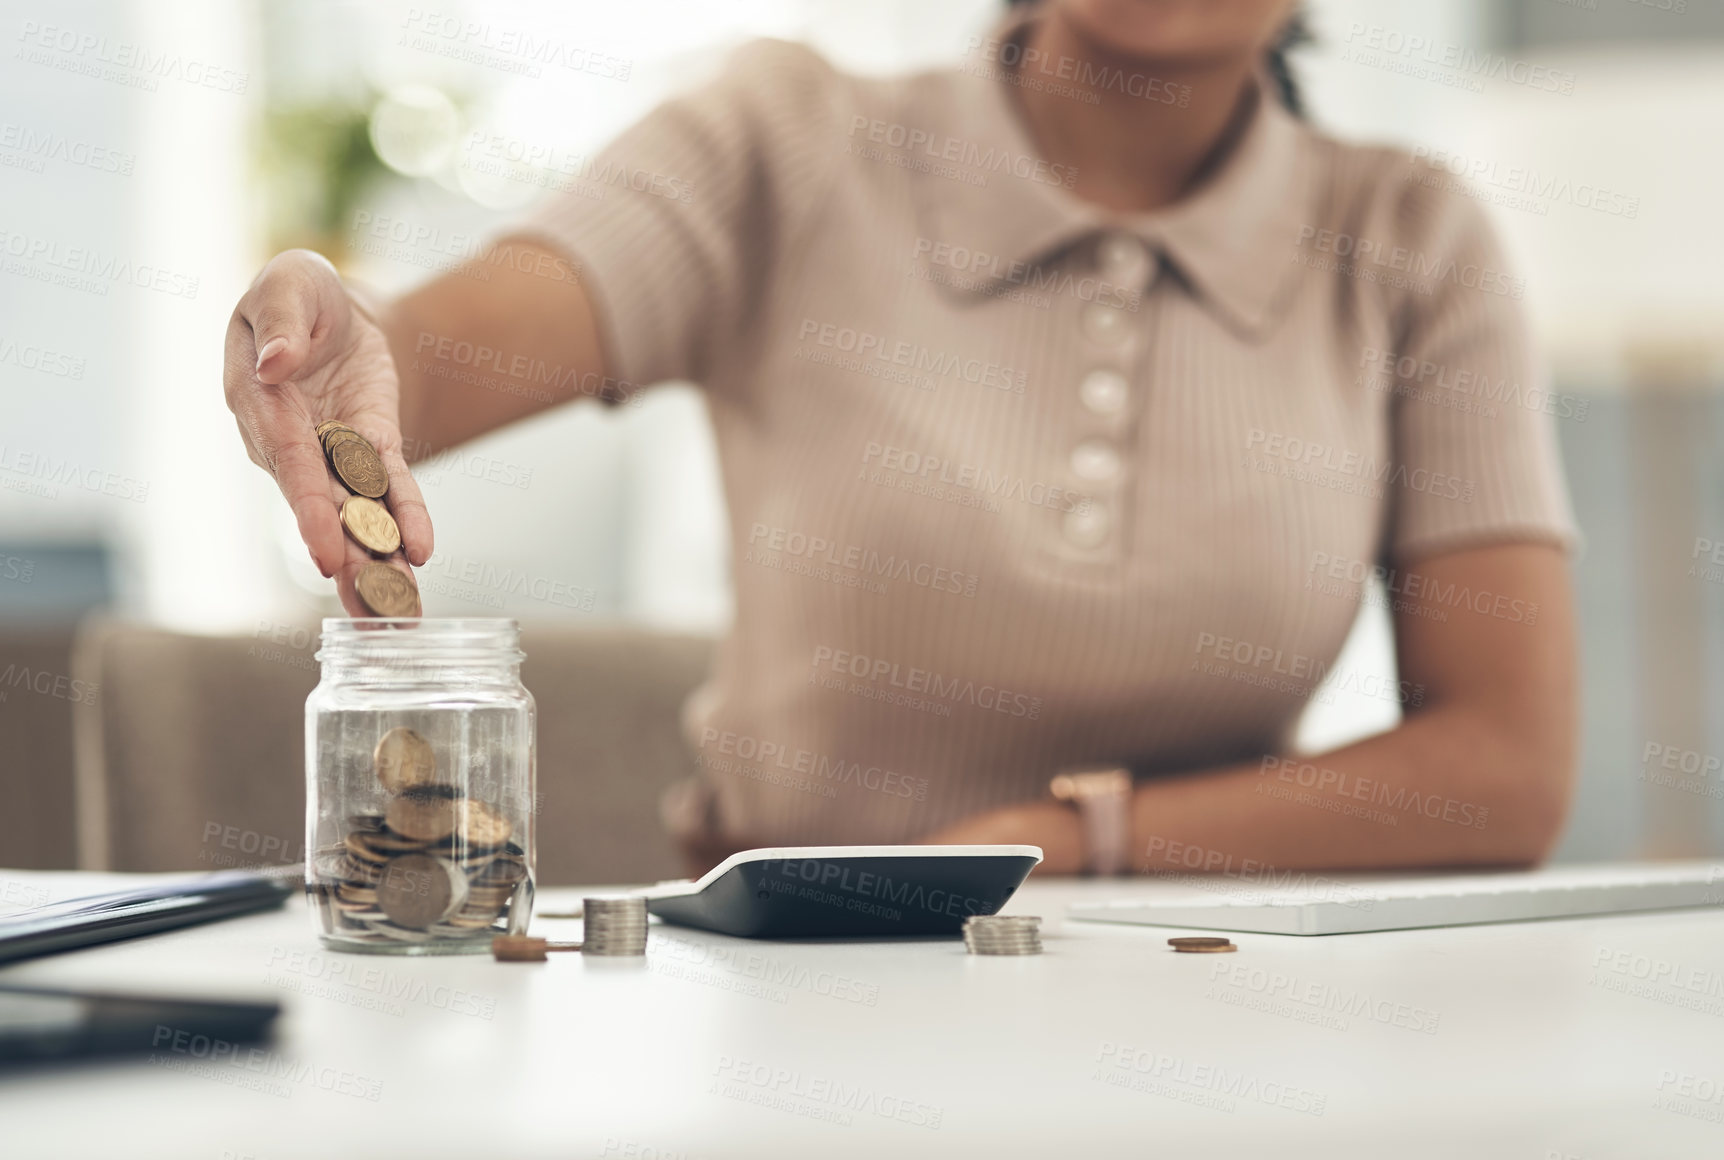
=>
[321,617,519,635]
[317,618,524,666]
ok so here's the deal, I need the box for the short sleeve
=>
[1381,182,1579,565]
[511,39,844,398]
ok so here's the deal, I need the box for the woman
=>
[224,0,1577,876]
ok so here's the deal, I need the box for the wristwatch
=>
[1049,765,1133,876]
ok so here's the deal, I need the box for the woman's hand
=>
[223,250,433,616]
[919,800,1086,875]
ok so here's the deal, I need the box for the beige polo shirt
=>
[519,28,1575,848]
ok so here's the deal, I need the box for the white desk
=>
[2,871,1721,1159]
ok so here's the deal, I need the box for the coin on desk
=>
[355,562,421,618]
[581,896,649,955]
[964,914,1042,955]
[374,726,436,794]
[340,495,402,556]
[1169,937,1237,953]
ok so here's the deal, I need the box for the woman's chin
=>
[1053,0,1290,67]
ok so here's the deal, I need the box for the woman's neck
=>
[1011,8,1261,214]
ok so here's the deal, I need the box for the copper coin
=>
[329,432,389,498]
[343,831,390,864]
[458,799,513,848]
[366,829,432,853]
[1168,937,1234,949]
[355,562,420,617]
[386,788,461,843]
[374,726,436,794]
[340,495,402,556]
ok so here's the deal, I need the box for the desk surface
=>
[2,871,1721,1159]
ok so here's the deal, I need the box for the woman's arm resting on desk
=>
[923,542,1578,873]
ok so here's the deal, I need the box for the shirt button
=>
[1096,232,1151,284]
[1070,439,1121,482]
[1063,504,1111,549]
[1079,368,1128,415]
[1082,302,1130,345]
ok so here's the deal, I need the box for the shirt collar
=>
[911,14,1318,338]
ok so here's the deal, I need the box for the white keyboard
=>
[1067,860,1724,935]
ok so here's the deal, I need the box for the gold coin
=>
[355,562,420,617]
[340,495,401,556]
[338,855,384,885]
[366,830,431,852]
[374,726,436,794]
[343,831,390,864]
[472,855,527,885]
[376,854,467,930]
[328,431,389,498]
[458,799,513,848]
[386,788,461,843]
[315,420,355,443]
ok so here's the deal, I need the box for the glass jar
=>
[305,618,535,954]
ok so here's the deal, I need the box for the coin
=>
[582,896,648,955]
[365,829,432,853]
[458,799,512,847]
[472,856,527,887]
[343,831,390,864]
[1172,942,1237,954]
[386,786,461,843]
[1168,937,1233,949]
[355,562,420,617]
[964,914,1042,955]
[340,495,402,556]
[315,420,355,443]
[376,853,468,929]
[327,431,389,498]
[374,726,436,794]
[338,855,384,885]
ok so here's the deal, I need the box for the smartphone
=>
[0,985,279,1065]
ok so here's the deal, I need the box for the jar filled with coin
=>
[306,618,535,954]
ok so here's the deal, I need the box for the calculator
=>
[640,845,1043,938]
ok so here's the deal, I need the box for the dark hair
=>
[1003,0,1310,119]
[1264,8,1312,119]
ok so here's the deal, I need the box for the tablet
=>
[640,845,1042,938]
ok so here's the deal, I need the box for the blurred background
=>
[2,0,1720,871]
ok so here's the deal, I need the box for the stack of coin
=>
[963,914,1042,955]
[310,726,528,946]
[580,896,649,956]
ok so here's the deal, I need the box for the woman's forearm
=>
[1130,703,1572,874]
[382,236,611,461]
